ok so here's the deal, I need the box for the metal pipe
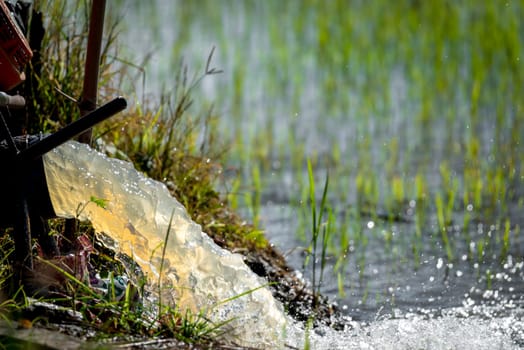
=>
[16,96,126,164]
[0,92,26,109]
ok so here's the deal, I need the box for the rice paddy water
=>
[112,0,524,348]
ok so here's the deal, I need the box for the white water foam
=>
[43,141,286,348]
[284,313,520,350]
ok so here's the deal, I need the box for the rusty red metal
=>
[0,0,32,91]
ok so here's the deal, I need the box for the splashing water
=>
[285,311,521,350]
[42,141,286,348]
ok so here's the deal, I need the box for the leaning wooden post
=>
[64,0,107,248]
[77,0,106,144]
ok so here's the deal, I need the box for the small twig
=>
[54,86,78,104]
[205,46,224,75]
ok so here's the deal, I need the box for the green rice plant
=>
[500,218,511,262]
[514,225,521,258]
[360,282,369,305]
[355,169,379,215]
[318,207,334,294]
[391,176,405,207]
[486,168,507,215]
[247,163,262,229]
[349,215,368,281]
[226,177,241,211]
[445,184,456,225]
[435,192,453,262]
[303,317,313,350]
[414,173,427,220]
[295,171,311,242]
[462,190,472,232]
[302,159,334,303]
[462,193,474,261]
[485,269,492,290]
[335,211,351,262]
[337,271,346,298]
[477,239,485,263]
[409,174,428,267]
[463,136,484,215]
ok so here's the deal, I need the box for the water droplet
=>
[436,258,443,269]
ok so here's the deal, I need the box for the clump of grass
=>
[0,227,227,346]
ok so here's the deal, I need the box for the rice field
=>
[116,0,524,317]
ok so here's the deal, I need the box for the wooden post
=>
[65,0,107,251]
[77,0,106,144]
